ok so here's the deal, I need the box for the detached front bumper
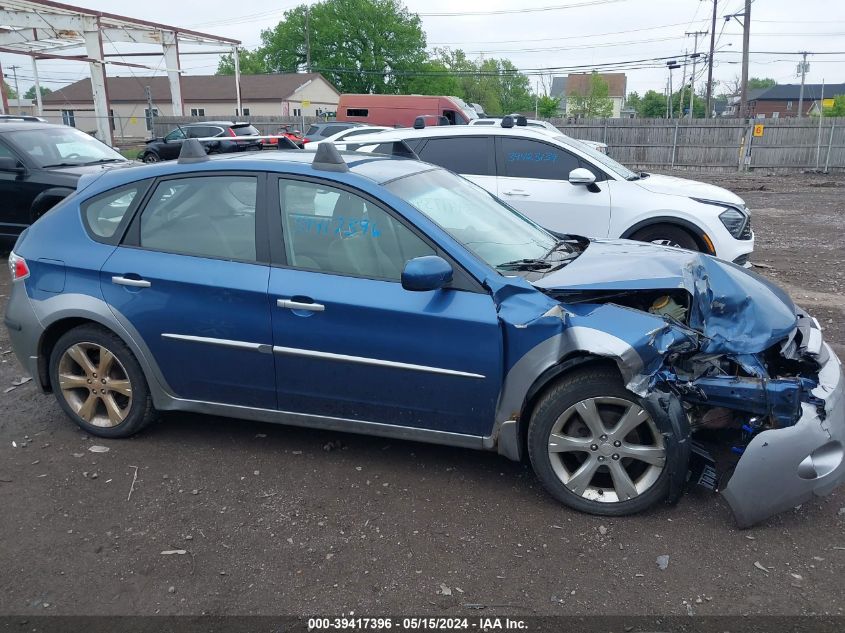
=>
[722,343,845,527]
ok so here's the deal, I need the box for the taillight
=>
[303,138,310,143]
[8,251,29,281]
[227,128,237,137]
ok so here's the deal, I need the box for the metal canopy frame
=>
[0,0,241,144]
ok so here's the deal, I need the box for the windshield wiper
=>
[496,258,555,271]
[80,158,125,165]
[41,162,83,168]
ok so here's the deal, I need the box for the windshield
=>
[449,96,479,122]
[8,127,126,167]
[385,168,558,270]
[557,136,637,180]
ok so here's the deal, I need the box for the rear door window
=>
[416,137,494,176]
[497,137,581,180]
[139,175,258,261]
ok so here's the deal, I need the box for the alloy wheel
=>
[547,396,666,503]
[142,153,159,163]
[650,238,682,248]
[57,342,133,428]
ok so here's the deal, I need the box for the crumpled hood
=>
[534,240,797,355]
[634,173,746,207]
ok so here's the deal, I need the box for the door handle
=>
[277,299,325,312]
[502,190,530,197]
[112,275,151,288]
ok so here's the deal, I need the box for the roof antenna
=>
[312,142,349,172]
[178,138,209,164]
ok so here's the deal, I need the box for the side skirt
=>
[157,396,489,451]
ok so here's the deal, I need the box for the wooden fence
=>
[549,117,845,172]
[148,115,845,172]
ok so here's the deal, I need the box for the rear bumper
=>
[4,280,44,386]
[722,343,845,527]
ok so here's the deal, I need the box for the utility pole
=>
[666,60,680,118]
[0,60,8,114]
[304,6,312,73]
[797,52,809,118]
[739,0,751,118]
[9,65,21,112]
[705,0,718,117]
[686,32,707,118]
[678,51,688,118]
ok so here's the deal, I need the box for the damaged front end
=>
[505,240,845,527]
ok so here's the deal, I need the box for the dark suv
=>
[0,121,131,245]
[140,121,263,163]
[302,121,364,144]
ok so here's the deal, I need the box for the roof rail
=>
[312,142,349,172]
[177,138,209,164]
[501,114,527,128]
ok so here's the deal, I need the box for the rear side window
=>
[417,137,493,176]
[233,125,260,136]
[498,137,580,180]
[82,181,148,241]
[139,176,257,261]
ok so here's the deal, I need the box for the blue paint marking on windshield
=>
[292,215,380,238]
[507,151,558,162]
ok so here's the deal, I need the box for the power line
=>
[418,0,631,17]
[429,20,695,45]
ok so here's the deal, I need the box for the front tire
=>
[141,152,160,163]
[49,325,155,438]
[528,366,672,516]
[630,224,701,252]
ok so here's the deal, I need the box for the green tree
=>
[2,81,16,100]
[486,58,532,114]
[636,90,667,118]
[402,59,460,97]
[567,72,614,118]
[822,94,845,117]
[672,85,706,118]
[748,77,777,91]
[626,91,642,114]
[252,0,427,94]
[536,94,561,118]
[217,48,269,75]
[24,85,52,100]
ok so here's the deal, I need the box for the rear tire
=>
[141,152,160,163]
[630,224,701,252]
[527,366,674,517]
[49,325,155,438]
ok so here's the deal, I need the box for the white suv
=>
[337,121,753,265]
[470,117,608,153]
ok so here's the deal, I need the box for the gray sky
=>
[2,0,844,100]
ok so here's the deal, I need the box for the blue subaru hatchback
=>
[5,141,844,527]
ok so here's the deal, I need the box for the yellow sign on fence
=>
[753,124,765,137]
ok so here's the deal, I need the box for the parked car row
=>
[5,138,842,528]
[334,117,754,266]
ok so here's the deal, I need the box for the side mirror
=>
[568,168,596,185]
[401,255,453,292]
[0,156,25,174]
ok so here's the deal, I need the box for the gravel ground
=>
[0,171,843,618]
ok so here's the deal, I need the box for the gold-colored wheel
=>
[57,342,133,428]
